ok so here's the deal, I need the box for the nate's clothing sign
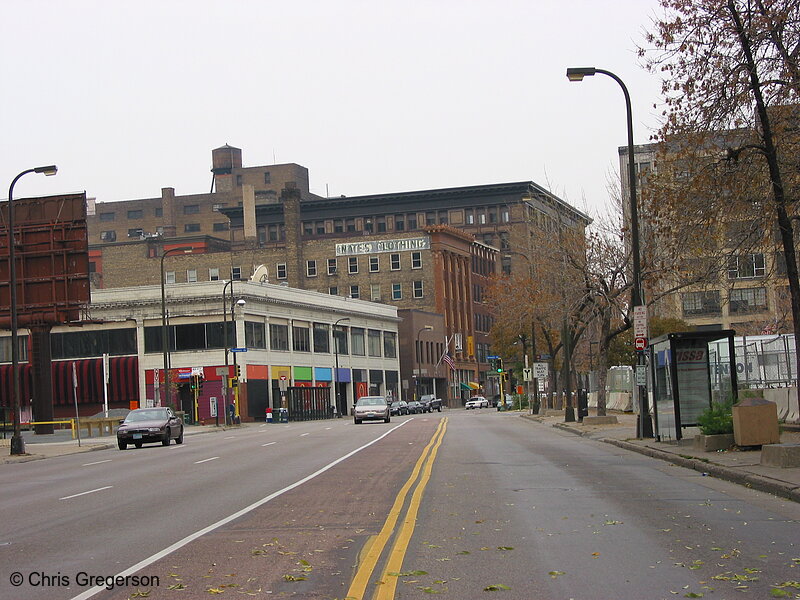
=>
[335,237,429,256]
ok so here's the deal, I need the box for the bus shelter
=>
[649,330,738,442]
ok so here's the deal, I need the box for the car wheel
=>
[384,416,390,423]
[175,427,184,444]
[354,418,361,424]
[162,428,171,446]
[134,441,143,449]
[437,407,442,412]
[117,440,127,450]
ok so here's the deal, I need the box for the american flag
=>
[442,352,456,371]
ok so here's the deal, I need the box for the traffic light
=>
[236,364,241,378]
[190,375,198,390]
[197,374,204,394]
[495,357,504,374]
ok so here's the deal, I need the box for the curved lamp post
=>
[8,165,57,456]
[160,246,192,409]
[566,66,653,438]
[415,325,433,400]
[332,317,350,417]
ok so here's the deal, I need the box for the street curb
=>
[0,442,115,464]
[603,438,800,503]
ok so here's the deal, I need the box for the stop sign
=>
[634,337,648,351]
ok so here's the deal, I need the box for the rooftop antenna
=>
[326,183,329,198]
[273,149,276,164]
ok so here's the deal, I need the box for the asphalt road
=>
[2,410,798,600]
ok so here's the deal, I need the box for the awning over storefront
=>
[468,381,480,389]
[459,382,472,391]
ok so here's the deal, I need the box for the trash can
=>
[266,408,273,423]
[177,411,190,425]
[279,408,288,423]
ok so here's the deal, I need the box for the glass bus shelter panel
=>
[652,339,677,441]
[675,339,713,427]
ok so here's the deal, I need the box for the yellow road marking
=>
[346,418,447,600]
[375,418,447,599]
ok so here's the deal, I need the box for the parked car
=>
[354,396,391,424]
[419,394,442,413]
[406,400,423,414]
[389,400,409,416]
[117,407,184,450]
[465,396,489,409]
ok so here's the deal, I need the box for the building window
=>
[166,271,176,284]
[682,290,721,316]
[501,207,510,222]
[236,175,242,186]
[276,263,287,279]
[368,329,382,357]
[307,260,317,277]
[184,223,201,233]
[413,280,423,298]
[245,322,266,349]
[365,218,374,233]
[187,269,197,283]
[328,258,337,275]
[292,325,310,352]
[346,218,356,232]
[329,286,338,295]
[411,252,422,269]
[127,210,143,219]
[99,212,115,222]
[128,228,143,238]
[213,222,229,232]
[728,253,765,279]
[438,210,448,225]
[334,325,349,355]
[333,219,344,233]
[155,207,163,217]
[377,217,387,232]
[465,209,474,225]
[390,253,401,270]
[212,203,226,212]
[232,266,242,280]
[392,283,402,300]
[369,256,379,272]
[348,257,358,274]
[383,332,397,358]
[264,171,271,184]
[500,232,510,249]
[395,214,405,231]
[316,221,325,235]
[371,284,381,301]
[730,288,768,313]
[269,323,289,351]
[209,268,220,281]
[478,212,486,224]
[408,215,417,230]
[183,204,200,215]
[313,323,330,353]
[350,285,360,299]
[100,230,116,242]
[303,222,314,235]
[351,327,365,356]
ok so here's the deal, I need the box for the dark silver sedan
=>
[117,407,184,449]
[353,396,391,424]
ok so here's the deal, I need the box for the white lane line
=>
[224,436,236,440]
[325,427,332,430]
[194,457,220,464]
[68,420,410,600]
[261,442,276,447]
[82,459,112,467]
[60,486,113,501]
[300,432,310,437]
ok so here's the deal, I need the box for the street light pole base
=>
[10,433,26,456]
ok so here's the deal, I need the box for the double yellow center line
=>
[346,417,448,600]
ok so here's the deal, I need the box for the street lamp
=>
[415,325,433,400]
[160,246,192,410]
[333,317,350,417]
[7,165,57,455]
[566,66,653,438]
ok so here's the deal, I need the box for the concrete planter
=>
[693,433,735,452]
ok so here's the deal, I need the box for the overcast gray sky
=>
[2,0,665,219]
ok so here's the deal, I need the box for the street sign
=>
[216,366,229,376]
[635,365,647,386]
[522,367,533,382]
[633,305,648,338]
[634,337,648,351]
[230,347,248,353]
[210,397,218,417]
[279,375,288,392]
[533,362,548,379]
[487,355,499,359]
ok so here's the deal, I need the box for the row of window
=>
[302,207,511,236]
[100,223,229,241]
[307,252,423,276]
[98,203,231,222]
[143,321,397,358]
[326,282,425,300]
[682,287,769,316]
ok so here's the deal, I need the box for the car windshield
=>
[125,409,167,422]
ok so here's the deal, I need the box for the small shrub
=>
[697,398,734,435]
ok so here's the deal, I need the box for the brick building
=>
[87,145,589,404]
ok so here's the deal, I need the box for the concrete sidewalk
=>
[522,411,800,503]
[0,423,230,464]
